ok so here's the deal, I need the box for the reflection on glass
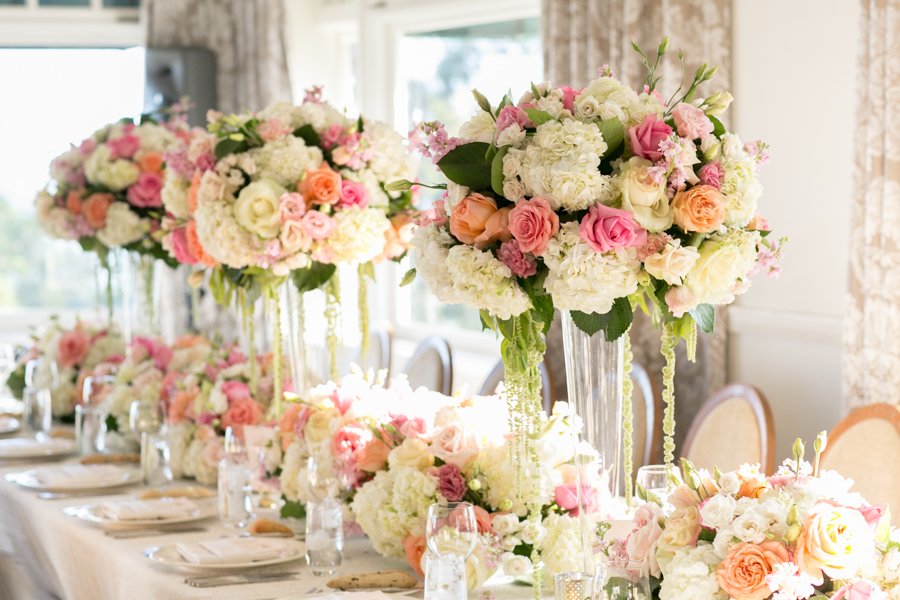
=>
[397,19,541,332]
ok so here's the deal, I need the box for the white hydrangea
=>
[410,224,462,305]
[351,469,430,559]
[362,120,416,185]
[248,136,323,188]
[458,110,496,144]
[295,101,348,132]
[161,175,190,219]
[445,245,532,320]
[279,441,306,503]
[543,222,641,313]
[84,145,140,191]
[542,513,589,577]
[520,119,613,211]
[194,172,261,267]
[659,544,725,600]
[476,441,553,517]
[576,76,644,126]
[257,101,300,128]
[97,203,147,247]
[135,122,176,154]
[322,207,391,264]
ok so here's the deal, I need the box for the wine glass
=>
[636,465,676,510]
[129,400,162,439]
[82,374,116,406]
[25,357,57,390]
[425,502,478,599]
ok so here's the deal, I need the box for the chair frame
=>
[478,359,555,412]
[630,361,662,468]
[821,403,900,463]
[681,383,776,474]
[402,336,453,396]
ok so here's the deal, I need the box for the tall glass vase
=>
[560,310,625,497]
[284,282,309,398]
[131,254,160,338]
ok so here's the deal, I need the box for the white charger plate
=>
[144,539,305,572]
[0,417,20,435]
[5,465,138,492]
[63,499,217,530]
[0,437,76,459]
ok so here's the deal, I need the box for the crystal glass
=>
[130,400,166,485]
[424,554,466,600]
[600,567,652,600]
[305,496,343,576]
[306,453,339,501]
[82,374,116,406]
[218,427,252,528]
[555,571,600,600]
[424,502,478,599]
[636,465,673,507]
[22,387,52,435]
[25,358,58,390]
[75,404,107,455]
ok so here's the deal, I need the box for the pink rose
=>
[508,196,559,256]
[279,192,306,222]
[220,397,262,436]
[330,389,354,415]
[300,210,336,240]
[554,483,598,516]
[331,424,368,463]
[858,504,886,527]
[671,102,714,140]
[428,424,478,469]
[57,330,91,368]
[321,124,344,150]
[398,416,428,440]
[579,204,647,252]
[697,161,724,188]
[832,581,880,600]
[257,118,291,142]
[495,105,531,135]
[434,463,467,502]
[221,380,251,404]
[170,227,198,265]
[471,505,493,535]
[625,503,664,578]
[338,180,369,209]
[107,134,139,159]
[628,115,673,162]
[559,86,579,113]
[498,240,537,278]
[127,172,164,208]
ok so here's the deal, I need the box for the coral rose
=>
[82,193,113,229]
[796,503,875,584]
[220,398,263,437]
[716,541,790,600]
[356,436,391,472]
[507,197,559,256]
[138,152,164,174]
[57,330,90,368]
[672,185,725,233]
[66,191,83,215]
[403,535,427,578]
[300,164,342,206]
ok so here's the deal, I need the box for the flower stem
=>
[271,286,282,418]
[661,322,677,467]
[325,274,342,381]
[358,263,369,368]
[622,328,635,505]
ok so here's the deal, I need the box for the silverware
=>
[184,573,300,588]
[106,526,207,539]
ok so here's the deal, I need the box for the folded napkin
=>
[100,497,198,521]
[33,464,127,487]
[0,437,72,456]
[175,538,287,565]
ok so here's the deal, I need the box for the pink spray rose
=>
[300,210,336,240]
[107,134,140,159]
[57,330,91,368]
[321,124,344,149]
[858,504,887,527]
[498,240,537,278]
[337,180,369,209]
[579,204,647,253]
[507,196,559,256]
[398,416,428,440]
[221,380,251,404]
[671,102,714,140]
[495,105,531,134]
[279,192,306,222]
[434,463,467,502]
[127,172,164,208]
[628,115,673,162]
[559,86,580,113]
[697,161,724,188]
[832,581,881,600]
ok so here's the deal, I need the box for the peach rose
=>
[66,191,83,215]
[82,193,113,229]
[58,329,91,368]
[300,164,342,206]
[186,221,217,267]
[168,389,197,424]
[403,535,427,578]
[717,541,790,600]
[138,152,164,173]
[220,397,263,437]
[428,424,478,470]
[449,193,508,247]
[356,436,391,473]
[796,503,875,584]
[672,185,725,233]
[188,171,202,214]
[738,477,768,499]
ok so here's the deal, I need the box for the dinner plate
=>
[0,417,20,435]
[144,539,305,572]
[63,499,217,530]
[0,437,76,459]
[5,464,139,492]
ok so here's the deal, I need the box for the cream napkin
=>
[100,497,197,521]
[33,464,127,487]
[175,538,286,565]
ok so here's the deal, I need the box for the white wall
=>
[730,0,858,458]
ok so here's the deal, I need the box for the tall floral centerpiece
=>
[396,40,784,571]
[192,88,416,411]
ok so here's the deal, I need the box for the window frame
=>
[0,0,140,47]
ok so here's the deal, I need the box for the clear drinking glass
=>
[424,502,478,599]
[600,567,652,600]
[305,495,344,576]
[217,427,252,528]
[554,571,600,600]
[82,374,116,406]
[22,387,52,436]
[636,465,676,511]
[75,404,107,455]
[24,358,58,390]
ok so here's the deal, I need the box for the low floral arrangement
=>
[193,88,417,394]
[609,436,899,600]
[6,319,125,418]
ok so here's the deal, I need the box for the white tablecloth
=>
[0,457,539,600]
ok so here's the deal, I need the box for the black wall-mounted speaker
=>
[144,47,217,127]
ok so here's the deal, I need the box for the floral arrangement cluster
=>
[36,115,186,264]
[6,319,125,418]
[610,437,899,600]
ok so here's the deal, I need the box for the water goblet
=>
[424,502,478,599]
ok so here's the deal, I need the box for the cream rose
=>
[659,506,701,550]
[644,242,699,286]
[388,437,434,471]
[429,424,478,470]
[234,180,286,239]
[796,503,875,584]
[619,156,673,232]
[304,408,338,446]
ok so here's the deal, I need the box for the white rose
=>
[502,178,526,201]
[491,513,521,537]
[496,123,526,148]
[97,203,146,247]
[518,519,546,545]
[501,553,532,577]
[280,219,311,255]
[731,509,769,543]
[234,179,285,239]
[387,437,434,471]
[458,110,496,144]
[680,232,759,308]
[444,182,469,213]
[718,472,742,496]
[698,494,736,530]
[575,95,602,120]
[644,242,699,286]
[501,536,521,551]
[619,156,673,232]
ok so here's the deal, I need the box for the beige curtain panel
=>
[843,0,900,410]
[540,0,732,450]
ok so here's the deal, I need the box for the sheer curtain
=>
[540,0,732,451]
[142,0,293,341]
[843,0,900,410]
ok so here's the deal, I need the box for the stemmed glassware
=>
[424,502,478,599]
[305,454,343,576]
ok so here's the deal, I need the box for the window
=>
[0,47,144,314]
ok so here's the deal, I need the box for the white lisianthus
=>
[519,519,547,546]
[234,180,285,239]
[644,241,699,286]
[718,472,742,496]
[84,145,140,191]
[445,245,531,320]
[444,182,470,213]
[533,91,568,119]
[699,494,737,530]
[491,513,521,537]
[501,552,532,578]
[496,123,527,148]
[658,544,724,600]
[731,508,769,543]
[619,156,673,232]
[458,110,496,144]
[97,203,147,247]
[543,223,640,313]
[248,136,323,188]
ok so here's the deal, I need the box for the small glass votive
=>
[424,552,466,600]
[75,404,107,455]
[554,571,598,600]
[22,387,52,436]
[305,496,343,576]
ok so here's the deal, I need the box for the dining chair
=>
[401,336,453,395]
[681,383,776,474]
[477,359,554,412]
[358,327,393,377]
[630,361,662,479]
[820,403,900,517]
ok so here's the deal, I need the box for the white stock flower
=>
[445,245,531,320]
[97,203,147,247]
[458,110,496,144]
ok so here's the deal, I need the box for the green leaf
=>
[524,108,553,126]
[709,115,726,138]
[520,277,554,335]
[359,261,375,281]
[436,142,493,189]
[214,137,244,160]
[105,414,118,433]
[6,368,24,401]
[490,146,510,197]
[597,117,625,155]
[294,124,322,149]
[479,310,498,333]
[399,268,417,287]
[472,89,493,115]
[690,304,716,334]
[280,499,306,520]
[291,262,337,293]
[570,310,604,336]
[569,297,634,341]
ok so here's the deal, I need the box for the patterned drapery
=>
[843,0,900,410]
[540,0,732,451]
